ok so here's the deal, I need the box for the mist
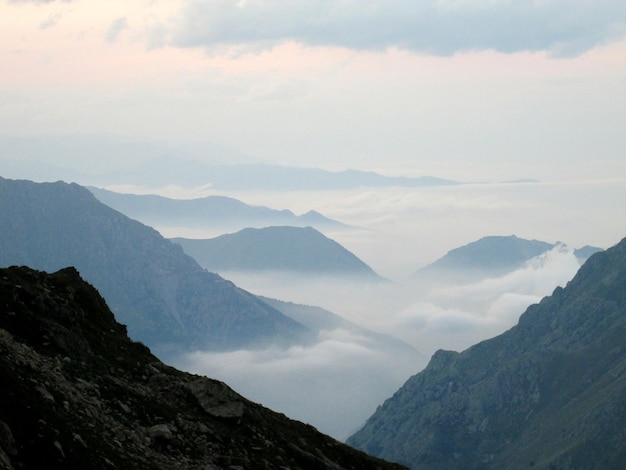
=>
[104,179,625,440]
[172,244,584,440]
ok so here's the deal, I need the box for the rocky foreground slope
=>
[0,266,406,470]
[348,237,626,469]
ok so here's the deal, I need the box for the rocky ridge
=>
[348,237,626,469]
[0,265,406,470]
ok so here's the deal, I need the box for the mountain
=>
[0,265,407,470]
[92,159,458,190]
[88,187,349,232]
[0,135,458,190]
[413,235,602,284]
[189,163,459,191]
[0,177,311,357]
[347,237,626,469]
[172,226,384,279]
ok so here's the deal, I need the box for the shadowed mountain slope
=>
[0,265,407,470]
[0,177,310,357]
[348,237,626,469]
[173,226,383,279]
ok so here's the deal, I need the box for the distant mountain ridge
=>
[413,235,603,283]
[348,237,626,469]
[0,177,311,357]
[92,159,459,190]
[172,226,383,279]
[89,187,349,232]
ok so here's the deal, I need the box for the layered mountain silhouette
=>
[0,135,458,190]
[91,158,458,190]
[413,235,602,284]
[0,265,407,470]
[0,177,311,357]
[89,187,349,232]
[348,237,626,469]
[172,226,383,279]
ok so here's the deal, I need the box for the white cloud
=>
[173,327,423,440]
[162,0,626,56]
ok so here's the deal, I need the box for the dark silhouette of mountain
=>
[172,226,383,279]
[0,265,407,470]
[348,237,626,469]
[0,177,311,358]
[88,186,349,232]
[413,235,602,284]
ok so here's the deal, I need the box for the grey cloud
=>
[106,17,129,44]
[165,0,626,56]
[39,10,62,29]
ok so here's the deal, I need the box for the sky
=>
[1,0,626,182]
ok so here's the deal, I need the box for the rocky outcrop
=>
[0,265,406,470]
[348,237,626,469]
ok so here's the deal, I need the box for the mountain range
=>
[89,186,349,232]
[413,234,603,284]
[348,236,626,469]
[0,177,310,357]
[0,265,407,470]
[172,226,383,279]
[0,134,459,190]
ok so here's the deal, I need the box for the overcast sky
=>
[2,0,626,181]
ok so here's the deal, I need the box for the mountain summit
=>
[348,237,626,469]
[173,226,382,279]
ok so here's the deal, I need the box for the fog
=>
[152,179,625,440]
[172,245,583,440]
[94,177,621,439]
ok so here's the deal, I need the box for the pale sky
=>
[2,0,626,182]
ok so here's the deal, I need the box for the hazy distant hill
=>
[92,158,459,190]
[0,265,407,470]
[348,237,626,469]
[413,235,602,283]
[0,177,311,357]
[88,186,348,232]
[172,226,383,279]
[0,135,459,190]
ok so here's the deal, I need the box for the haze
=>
[2,0,626,441]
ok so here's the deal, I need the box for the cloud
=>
[172,245,584,440]
[173,328,423,440]
[39,10,63,29]
[161,0,626,57]
[106,17,129,44]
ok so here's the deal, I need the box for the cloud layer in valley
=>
[175,244,585,440]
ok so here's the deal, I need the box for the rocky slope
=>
[0,177,310,357]
[173,226,382,279]
[0,265,407,470]
[348,237,626,469]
